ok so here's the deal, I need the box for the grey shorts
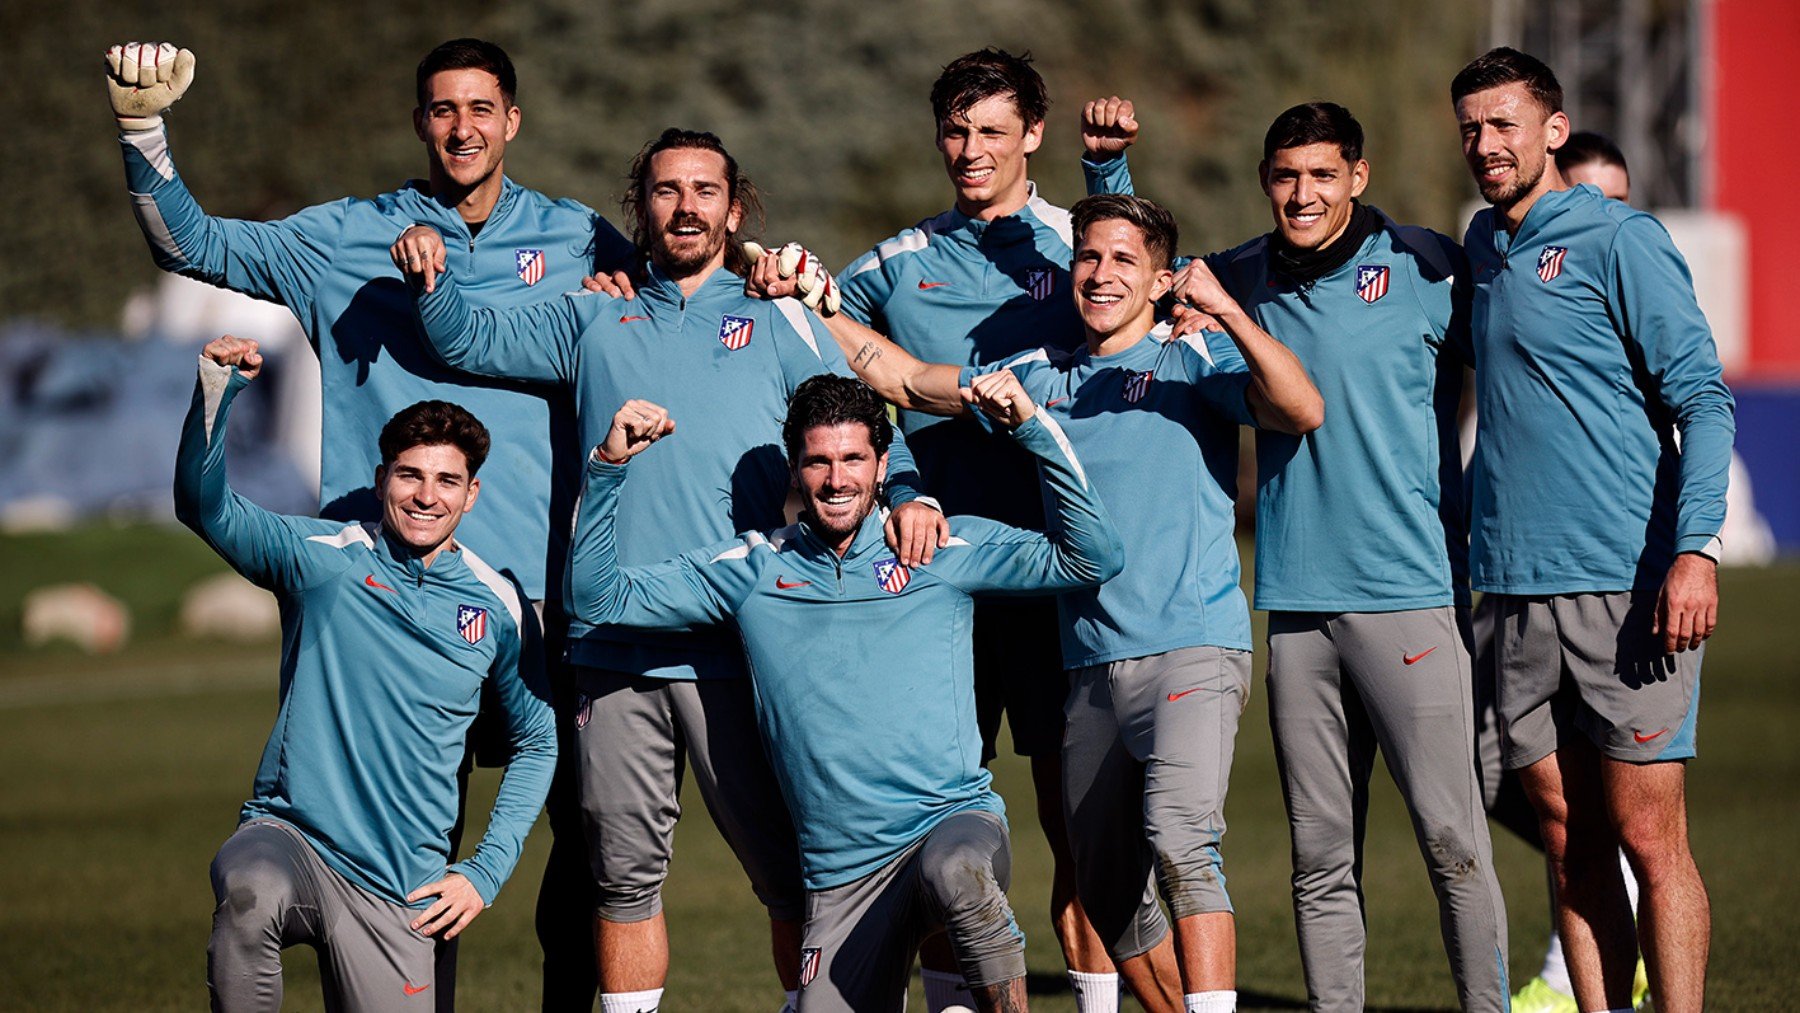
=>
[1490,591,1703,768]
[208,819,435,1012]
[1062,645,1252,959]
[796,810,1025,1012]
[574,667,804,923]
[972,595,1071,759]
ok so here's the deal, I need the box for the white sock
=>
[782,989,799,1012]
[921,968,972,1012]
[1068,970,1120,1013]
[1184,990,1236,1012]
[1539,924,1573,994]
[600,989,663,1013]
[1619,849,1641,915]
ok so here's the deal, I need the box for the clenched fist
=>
[105,42,196,130]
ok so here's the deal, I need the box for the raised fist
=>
[1081,96,1138,159]
[105,42,196,130]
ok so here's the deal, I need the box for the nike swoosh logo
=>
[917,280,950,290]
[403,982,430,995]
[1045,397,1068,409]
[365,575,397,594]
[1403,646,1437,665]
[1634,727,1669,744]
[775,577,812,590]
[619,315,649,323]
[1167,687,1202,702]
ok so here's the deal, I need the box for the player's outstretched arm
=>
[107,42,342,306]
[408,234,583,386]
[742,242,968,416]
[566,402,751,632]
[934,370,1124,595]
[174,336,320,592]
[1081,95,1139,196]
[1174,260,1324,434]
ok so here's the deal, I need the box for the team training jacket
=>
[122,123,634,599]
[967,327,1257,668]
[415,263,930,679]
[1086,154,1472,615]
[174,358,556,908]
[1463,184,1734,594]
[838,183,1086,528]
[566,414,1121,889]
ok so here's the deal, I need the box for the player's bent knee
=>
[1156,845,1233,922]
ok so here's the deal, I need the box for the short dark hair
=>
[379,401,491,476]
[930,48,1050,130]
[1451,46,1563,114]
[1071,193,1180,269]
[416,39,516,110]
[1263,102,1364,164]
[621,128,766,275]
[1556,131,1628,173]
[782,375,893,463]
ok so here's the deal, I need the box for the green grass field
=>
[2,524,1797,1010]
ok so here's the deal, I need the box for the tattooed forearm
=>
[852,342,884,368]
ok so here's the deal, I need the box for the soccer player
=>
[565,371,1124,1013]
[106,38,630,1008]
[759,193,1322,1013]
[396,127,943,1013]
[1452,48,1733,1013]
[177,335,555,1011]
[1080,101,1510,1011]
[803,48,1167,1011]
[1555,132,1631,201]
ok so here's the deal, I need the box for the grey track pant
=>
[1267,608,1509,1012]
[208,819,435,1013]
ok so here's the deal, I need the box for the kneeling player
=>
[177,336,555,1011]
[567,374,1124,1012]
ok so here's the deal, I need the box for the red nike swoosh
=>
[1634,727,1669,744]
[619,315,649,323]
[1403,646,1437,665]
[1167,687,1202,702]
[1046,397,1068,409]
[775,578,812,590]
[365,574,397,594]
[917,280,950,290]
[403,982,430,995]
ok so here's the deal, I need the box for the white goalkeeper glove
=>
[105,42,196,130]
[743,241,841,316]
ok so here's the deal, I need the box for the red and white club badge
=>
[1537,246,1568,283]
[719,314,755,351]
[456,604,487,645]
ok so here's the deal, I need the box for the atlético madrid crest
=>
[457,604,488,646]
[1122,369,1154,404]
[1025,267,1055,301]
[1355,264,1389,303]
[873,556,911,594]
[719,314,755,351]
[1537,246,1568,283]
[515,249,545,286]
[799,947,822,987]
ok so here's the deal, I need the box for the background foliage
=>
[11,0,1484,329]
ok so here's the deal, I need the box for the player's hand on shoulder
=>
[596,399,676,464]
[1169,301,1223,339]
[391,225,449,293]
[202,335,262,380]
[1081,96,1138,159]
[407,872,486,940]
[743,242,840,316]
[582,269,638,300]
[963,367,1038,430]
[105,42,195,130]
[885,500,950,568]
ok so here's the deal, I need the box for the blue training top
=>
[1463,184,1734,593]
[122,123,633,600]
[567,414,1121,889]
[966,328,1256,667]
[175,359,556,908]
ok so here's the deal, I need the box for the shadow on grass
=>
[1025,974,1453,1012]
